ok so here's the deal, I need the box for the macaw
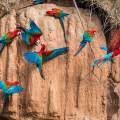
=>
[93,28,120,67]
[33,0,44,4]
[74,30,96,56]
[0,29,21,53]
[46,8,69,44]
[92,48,120,67]
[24,44,69,79]
[0,80,24,106]
[17,19,43,46]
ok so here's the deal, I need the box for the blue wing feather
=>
[29,20,42,35]
[0,81,7,92]
[24,52,42,72]
[100,45,108,52]
[43,47,69,63]
[21,32,30,45]
[6,86,24,94]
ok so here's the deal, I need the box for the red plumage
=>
[109,28,120,52]
[4,80,20,87]
[8,29,21,38]
[38,44,52,56]
[112,49,120,58]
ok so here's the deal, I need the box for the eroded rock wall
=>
[0,3,111,120]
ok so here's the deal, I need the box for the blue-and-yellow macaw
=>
[46,8,69,44]
[74,30,96,56]
[17,19,43,46]
[0,29,21,53]
[0,80,24,106]
[24,44,69,79]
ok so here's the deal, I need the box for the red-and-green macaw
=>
[0,80,24,107]
[17,19,43,46]
[0,29,21,53]
[93,48,120,66]
[74,29,96,56]
[46,8,69,45]
[24,44,69,79]
[93,28,120,66]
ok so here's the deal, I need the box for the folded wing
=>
[6,86,24,94]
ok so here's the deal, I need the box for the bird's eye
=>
[18,32,21,35]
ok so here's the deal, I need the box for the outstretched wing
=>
[0,81,7,92]
[24,52,42,72]
[29,19,42,35]
[43,47,69,63]
[6,86,24,94]
[21,32,30,45]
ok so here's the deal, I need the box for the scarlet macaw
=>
[24,44,69,79]
[74,29,96,56]
[17,19,43,46]
[0,29,21,53]
[0,80,24,107]
[46,8,69,44]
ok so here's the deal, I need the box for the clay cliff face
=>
[0,2,118,120]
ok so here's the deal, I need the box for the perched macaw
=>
[24,44,69,79]
[46,8,69,44]
[33,0,44,4]
[17,19,43,46]
[0,80,24,106]
[74,30,96,56]
[0,29,21,53]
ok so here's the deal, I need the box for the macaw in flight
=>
[92,48,120,67]
[92,28,120,67]
[46,8,69,45]
[0,80,24,107]
[33,0,44,4]
[74,29,96,56]
[17,19,43,46]
[24,44,69,79]
[0,29,21,53]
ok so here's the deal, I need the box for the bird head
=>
[88,29,96,36]
[9,29,22,38]
[46,8,60,16]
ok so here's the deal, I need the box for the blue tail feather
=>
[59,18,67,43]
